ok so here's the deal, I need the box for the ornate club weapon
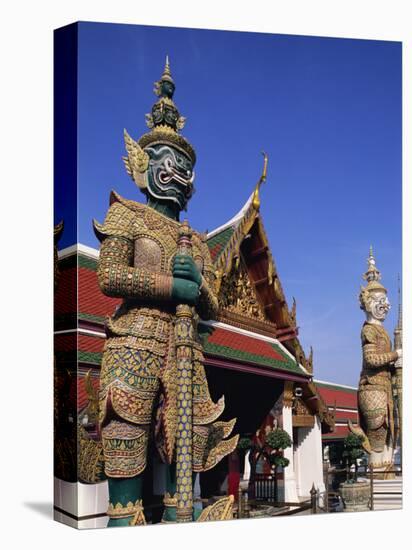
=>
[174,220,195,522]
[393,276,402,449]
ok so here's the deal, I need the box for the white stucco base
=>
[54,477,109,529]
[294,416,325,498]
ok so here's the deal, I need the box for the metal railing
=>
[237,483,318,517]
[323,464,402,512]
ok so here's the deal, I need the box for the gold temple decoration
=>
[218,257,266,321]
[107,499,146,525]
[283,381,294,408]
[251,151,268,210]
[197,495,234,522]
[83,369,99,421]
[307,346,313,373]
[77,425,105,484]
[289,297,297,326]
[214,154,269,294]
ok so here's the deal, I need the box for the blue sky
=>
[59,22,401,386]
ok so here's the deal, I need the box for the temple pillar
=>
[294,417,325,498]
[243,450,251,481]
[282,404,299,502]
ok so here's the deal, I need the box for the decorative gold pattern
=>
[197,495,234,522]
[77,425,105,483]
[358,323,396,454]
[293,397,311,416]
[107,499,146,525]
[95,195,235,482]
[101,420,149,477]
[175,221,195,522]
[123,129,150,190]
[163,492,177,507]
[219,258,265,320]
[283,381,294,408]
[350,319,397,460]
[192,419,239,472]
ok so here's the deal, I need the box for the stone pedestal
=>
[339,481,370,512]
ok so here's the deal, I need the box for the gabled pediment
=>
[218,256,267,322]
[207,184,310,364]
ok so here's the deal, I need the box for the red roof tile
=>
[323,425,352,439]
[54,333,76,352]
[317,387,358,409]
[79,334,105,354]
[334,410,358,421]
[208,327,285,362]
[78,267,120,318]
[55,267,76,314]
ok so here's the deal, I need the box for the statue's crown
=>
[138,56,196,164]
[362,246,387,293]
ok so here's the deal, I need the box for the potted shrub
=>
[265,429,292,501]
[339,433,370,512]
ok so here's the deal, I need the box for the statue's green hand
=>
[172,277,200,305]
[173,255,202,286]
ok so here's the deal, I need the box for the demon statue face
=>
[369,291,391,321]
[360,289,391,323]
[145,144,195,211]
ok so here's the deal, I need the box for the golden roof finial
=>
[252,151,268,210]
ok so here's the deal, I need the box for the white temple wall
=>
[282,405,299,502]
[294,416,325,498]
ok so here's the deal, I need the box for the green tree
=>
[239,429,292,502]
[342,433,364,483]
[265,429,292,500]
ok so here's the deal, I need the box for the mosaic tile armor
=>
[94,193,236,477]
[359,322,396,454]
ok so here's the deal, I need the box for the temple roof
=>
[204,181,311,373]
[55,180,334,428]
[201,322,307,377]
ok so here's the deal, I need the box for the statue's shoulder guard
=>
[361,323,388,345]
[93,190,145,243]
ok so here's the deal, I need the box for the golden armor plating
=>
[93,192,238,478]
